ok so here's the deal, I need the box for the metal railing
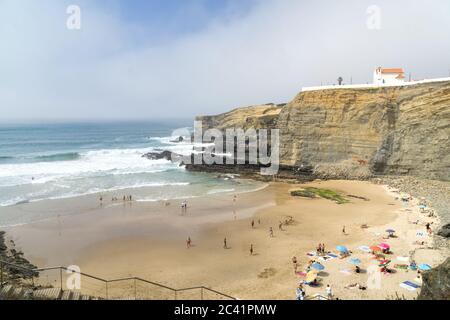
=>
[0,259,235,300]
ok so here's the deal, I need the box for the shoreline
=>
[1,178,448,300]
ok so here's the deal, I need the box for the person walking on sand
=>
[251,220,255,228]
[278,222,283,231]
[296,284,304,301]
[250,244,254,256]
[186,237,192,248]
[223,237,227,249]
[326,284,333,300]
[292,256,298,272]
[342,226,346,235]
[269,227,274,238]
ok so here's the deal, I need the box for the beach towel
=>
[396,256,409,262]
[416,232,425,237]
[319,256,332,262]
[296,271,307,277]
[400,281,420,291]
[339,269,352,275]
[358,246,371,253]
[327,253,338,258]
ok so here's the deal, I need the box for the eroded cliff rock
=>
[196,81,450,181]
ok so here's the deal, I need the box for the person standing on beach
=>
[292,256,298,272]
[342,226,346,235]
[326,284,333,300]
[250,244,253,256]
[269,227,274,238]
[278,222,283,231]
[296,285,304,301]
[251,220,255,228]
[223,237,227,249]
[186,237,192,248]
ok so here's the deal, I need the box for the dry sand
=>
[3,180,447,300]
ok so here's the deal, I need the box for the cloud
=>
[0,0,449,122]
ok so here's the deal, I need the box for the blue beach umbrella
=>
[336,245,348,253]
[418,264,431,271]
[311,262,325,271]
[418,205,426,209]
[386,229,395,234]
[349,258,361,265]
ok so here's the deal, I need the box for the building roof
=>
[380,68,404,74]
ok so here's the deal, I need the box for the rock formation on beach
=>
[195,81,450,181]
[418,257,450,300]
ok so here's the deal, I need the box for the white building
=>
[373,67,405,85]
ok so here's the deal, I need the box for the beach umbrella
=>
[418,204,426,209]
[378,243,390,250]
[306,271,318,283]
[311,262,325,271]
[386,229,395,234]
[336,245,348,253]
[349,258,361,265]
[370,245,382,252]
[418,264,431,271]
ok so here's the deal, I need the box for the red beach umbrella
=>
[378,243,390,250]
[370,245,382,252]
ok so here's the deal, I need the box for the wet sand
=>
[2,180,446,300]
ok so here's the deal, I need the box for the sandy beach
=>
[2,179,447,300]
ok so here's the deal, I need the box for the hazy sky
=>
[0,0,449,122]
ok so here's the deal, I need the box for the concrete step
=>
[0,285,14,298]
[33,287,62,300]
[60,290,72,300]
[71,291,81,300]
[12,287,25,299]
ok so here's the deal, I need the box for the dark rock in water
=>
[418,258,450,300]
[170,136,184,143]
[142,150,175,161]
[437,223,450,238]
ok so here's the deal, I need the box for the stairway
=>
[0,284,101,300]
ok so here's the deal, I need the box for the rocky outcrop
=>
[197,103,283,132]
[196,81,450,181]
[418,257,450,300]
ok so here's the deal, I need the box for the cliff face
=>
[197,81,450,181]
[197,103,283,131]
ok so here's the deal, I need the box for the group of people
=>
[180,201,188,212]
[316,243,327,256]
[99,195,133,203]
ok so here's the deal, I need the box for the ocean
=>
[0,121,263,225]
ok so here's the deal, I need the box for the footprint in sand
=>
[258,268,277,279]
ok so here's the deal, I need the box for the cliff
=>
[418,257,450,300]
[195,81,450,181]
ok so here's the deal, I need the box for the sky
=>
[0,0,449,122]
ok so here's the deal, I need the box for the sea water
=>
[0,121,264,226]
